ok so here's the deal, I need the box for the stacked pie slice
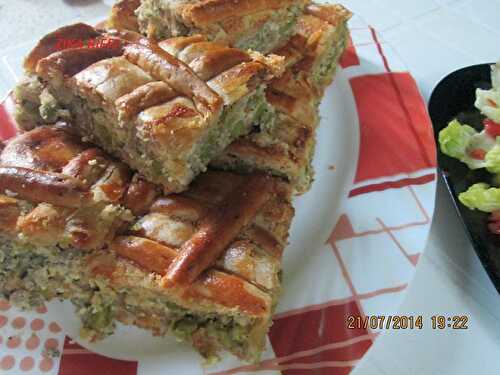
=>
[0,126,293,362]
[212,3,352,193]
[2,0,351,363]
[15,24,283,193]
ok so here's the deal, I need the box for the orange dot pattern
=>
[7,335,21,349]
[44,338,59,350]
[12,316,26,329]
[49,322,62,333]
[0,299,62,374]
[20,357,35,371]
[39,358,54,372]
[31,318,45,331]
[0,356,15,370]
[26,334,41,350]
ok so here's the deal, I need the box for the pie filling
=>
[137,1,303,53]
[15,76,275,192]
[210,28,349,194]
[312,30,349,90]
[0,238,268,363]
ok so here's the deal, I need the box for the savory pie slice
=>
[211,3,351,194]
[108,0,308,53]
[0,126,294,363]
[14,23,283,193]
[290,3,352,95]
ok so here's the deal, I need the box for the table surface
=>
[0,0,499,374]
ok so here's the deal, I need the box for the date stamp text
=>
[347,315,469,330]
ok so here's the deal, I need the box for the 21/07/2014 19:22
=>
[346,315,469,330]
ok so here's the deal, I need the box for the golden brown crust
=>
[21,23,281,192]
[0,196,22,235]
[115,81,178,120]
[270,4,351,90]
[179,270,270,315]
[183,0,299,27]
[91,163,132,204]
[164,174,275,284]
[104,29,149,45]
[107,0,142,33]
[242,225,282,258]
[71,56,154,110]
[29,24,272,118]
[36,46,124,78]
[0,167,90,208]
[180,42,251,80]
[16,203,72,246]
[0,126,132,210]
[305,3,352,26]
[0,128,294,365]
[123,41,223,114]
[101,236,272,315]
[212,3,351,194]
[0,127,129,208]
[24,23,101,73]
[123,175,159,215]
[62,148,110,188]
[1,128,294,313]
[266,71,317,125]
[207,61,268,104]
[110,236,176,275]
[116,168,292,297]
[0,126,85,172]
[150,196,208,221]
[158,35,209,57]
[0,130,136,251]
[0,128,293,340]
[109,0,306,56]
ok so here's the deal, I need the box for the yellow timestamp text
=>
[346,315,469,330]
[430,315,469,330]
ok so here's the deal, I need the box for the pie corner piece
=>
[0,126,294,363]
[107,0,142,33]
[211,3,352,195]
[14,23,284,194]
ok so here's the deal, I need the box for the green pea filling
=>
[235,4,303,53]
[137,1,303,53]
[192,86,275,174]
[0,238,263,361]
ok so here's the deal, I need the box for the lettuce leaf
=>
[438,119,495,169]
[485,145,500,173]
[459,183,500,212]
[439,119,477,159]
[475,63,500,123]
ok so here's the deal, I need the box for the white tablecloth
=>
[0,0,499,373]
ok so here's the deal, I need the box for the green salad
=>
[439,62,500,214]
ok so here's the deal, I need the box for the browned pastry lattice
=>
[16,23,283,193]
[211,3,351,194]
[0,127,294,361]
[104,170,290,315]
[0,126,292,296]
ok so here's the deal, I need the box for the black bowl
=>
[429,63,500,293]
